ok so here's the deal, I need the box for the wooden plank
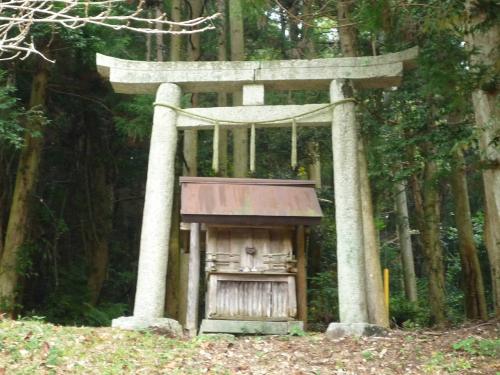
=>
[207,274,218,318]
[295,225,307,326]
[214,274,294,283]
[185,223,201,336]
[205,227,217,272]
[176,104,332,130]
[288,276,298,318]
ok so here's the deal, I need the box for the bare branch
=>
[0,0,219,61]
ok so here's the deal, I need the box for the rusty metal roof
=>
[180,177,322,226]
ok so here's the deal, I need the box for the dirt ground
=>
[0,319,498,374]
[178,322,499,374]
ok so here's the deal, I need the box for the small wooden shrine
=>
[180,177,322,334]
[99,48,418,335]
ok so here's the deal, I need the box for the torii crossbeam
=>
[97,47,418,335]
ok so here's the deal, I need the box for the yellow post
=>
[383,268,390,318]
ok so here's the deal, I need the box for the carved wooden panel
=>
[206,227,294,273]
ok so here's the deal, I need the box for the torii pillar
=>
[96,48,418,334]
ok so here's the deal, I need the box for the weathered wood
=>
[176,104,332,130]
[185,223,201,336]
[96,47,417,94]
[206,273,297,320]
[296,226,307,326]
[205,227,293,273]
[204,225,298,323]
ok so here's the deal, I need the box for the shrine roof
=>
[180,177,323,226]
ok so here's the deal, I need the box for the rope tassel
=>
[212,122,220,173]
[291,119,297,169]
[250,123,256,173]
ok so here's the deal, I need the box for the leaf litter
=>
[0,319,497,374]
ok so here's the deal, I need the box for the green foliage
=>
[361,350,375,361]
[288,325,306,337]
[308,271,338,328]
[16,243,40,278]
[452,337,500,357]
[0,71,26,148]
[81,303,129,326]
[390,295,430,328]
[424,351,473,374]
[113,95,154,140]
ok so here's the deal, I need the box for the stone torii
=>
[96,47,418,335]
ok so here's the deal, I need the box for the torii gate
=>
[96,47,418,336]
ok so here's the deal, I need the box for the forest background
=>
[0,0,498,330]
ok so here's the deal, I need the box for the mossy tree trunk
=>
[394,181,418,303]
[0,61,49,314]
[82,108,115,306]
[217,0,228,176]
[411,159,447,326]
[465,0,500,318]
[229,0,247,177]
[450,148,488,320]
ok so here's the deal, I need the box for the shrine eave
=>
[179,177,323,226]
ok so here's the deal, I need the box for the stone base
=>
[111,316,183,337]
[199,319,303,335]
[325,322,387,339]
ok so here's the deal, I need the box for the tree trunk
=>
[170,0,182,62]
[0,147,16,260]
[307,141,322,188]
[217,0,228,176]
[358,140,389,327]
[155,4,164,61]
[450,148,488,320]
[0,61,49,314]
[465,0,500,317]
[411,161,447,326]
[229,0,247,177]
[336,0,357,57]
[146,9,152,61]
[183,0,202,177]
[394,181,418,302]
[85,160,114,306]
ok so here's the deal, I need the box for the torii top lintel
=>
[96,47,418,95]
